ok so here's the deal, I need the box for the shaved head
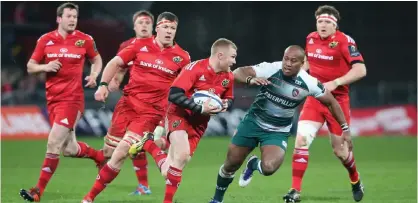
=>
[284,45,305,62]
[282,45,306,76]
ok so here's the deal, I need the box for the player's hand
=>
[85,74,98,88]
[221,99,229,112]
[43,59,62,72]
[94,85,109,102]
[108,78,121,92]
[201,98,222,116]
[249,77,270,86]
[324,81,338,92]
[342,130,353,151]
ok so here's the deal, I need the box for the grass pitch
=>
[1,136,417,203]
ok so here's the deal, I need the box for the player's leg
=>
[210,144,253,203]
[102,96,132,161]
[160,140,175,178]
[154,119,170,150]
[61,110,105,167]
[324,101,364,202]
[239,130,289,187]
[20,103,76,202]
[284,98,325,202]
[82,113,161,202]
[129,120,167,195]
[162,129,192,203]
[130,151,151,195]
[210,115,257,203]
[82,130,143,202]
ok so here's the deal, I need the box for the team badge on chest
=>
[172,120,181,128]
[292,88,300,97]
[329,41,338,48]
[173,56,183,63]
[75,40,85,47]
[221,79,230,87]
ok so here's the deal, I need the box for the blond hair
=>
[211,38,237,55]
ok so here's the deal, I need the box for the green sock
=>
[249,157,262,174]
[213,165,234,202]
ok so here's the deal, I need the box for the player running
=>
[98,10,168,196]
[19,3,103,202]
[81,12,190,203]
[208,45,351,203]
[283,5,367,203]
[129,38,237,203]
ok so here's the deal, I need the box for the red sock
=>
[77,142,105,164]
[36,153,59,195]
[342,151,359,183]
[143,140,167,170]
[164,166,182,203]
[132,152,148,187]
[291,148,309,192]
[85,163,120,200]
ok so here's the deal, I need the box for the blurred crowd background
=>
[1,1,416,136]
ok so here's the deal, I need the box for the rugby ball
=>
[192,90,223,109]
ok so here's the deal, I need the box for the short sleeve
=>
[340,34,364,65]
[117,43,138,66]
[30,36,47,62]
[304,73,326,98]
[252,61,282,78]
[85,37,99,59]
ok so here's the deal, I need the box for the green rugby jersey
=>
[248,61,326,132]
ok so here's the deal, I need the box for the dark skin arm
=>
[316,90,352,151]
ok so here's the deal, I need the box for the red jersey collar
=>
[54,29,77,39]
[205,58,227,74]
[318,30,339,41]
[152,36,176,49]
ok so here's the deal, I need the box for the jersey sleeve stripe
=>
[184,61,198,70]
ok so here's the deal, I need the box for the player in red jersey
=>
[107,10,154,92]
[129,38,237,203]
[100,10,169,195]
[81,12,190,203]
[19,3,104,202]
[284,5,367,203]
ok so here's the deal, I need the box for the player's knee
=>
[111,142,130,162]
[295,134,308,148]
[295,122,318,149]
[46,139,63,154]
[103,145,115,158]
[61,143,78,157]
[174,151,191,165]
[223,162,239,173]
[261,160,279,176]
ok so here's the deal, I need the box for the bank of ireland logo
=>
[60,48,68,53]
